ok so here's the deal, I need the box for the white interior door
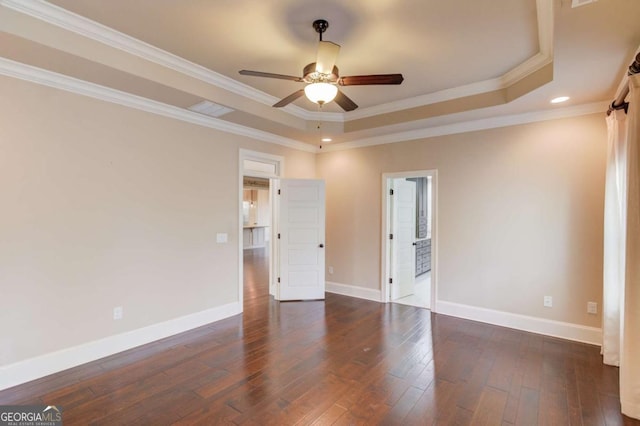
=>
[269,180,278,297]
[391,178,416,300]
[275,179,325,300]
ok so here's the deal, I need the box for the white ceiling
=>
[1,0,639,148]
[49,0,541,109]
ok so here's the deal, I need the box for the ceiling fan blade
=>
[239,70,304,82]
[315,41,340,74]
[338,74,404,86]
[273,89,305,107]
[334,90,358,111]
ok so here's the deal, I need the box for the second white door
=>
[391,178,416,300]
[275,179,326,301]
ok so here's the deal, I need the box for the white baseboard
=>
[1,296,603,391]
[323,284,601,346]
[621,399,640,421]
[326,281,382,302]
[0,302,242,391]
[436,300,602,346]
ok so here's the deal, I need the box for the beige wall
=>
[317,114,606,327]
[0,69,607,368]
[0,76,314,365]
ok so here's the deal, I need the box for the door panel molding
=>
[276,179,326,301]
[391,178,417,300]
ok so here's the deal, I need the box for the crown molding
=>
[536,0,554,57]
[2,57,603,157]
[613,44,640,102]
[0,57,317,153]
[344,78,505,120]
[0,0,311,118]
[1,0,554,123]
[280,104,343,122]
[319,101,608,153]
[337,0,555,120]
[0,0,349,122]
[345,0,554,121]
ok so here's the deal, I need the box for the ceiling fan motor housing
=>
[303,63,339,83]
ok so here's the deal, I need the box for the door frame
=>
[238,149,284,309]
[381,170,438,311]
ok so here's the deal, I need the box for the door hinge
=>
[390,189,394,196]
[277,189,281,195]
[389,233,393,240]
[389,278,393,284]
[277,233,280,239]
[277,277,281,283]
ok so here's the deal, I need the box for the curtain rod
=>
[607,52,640,116]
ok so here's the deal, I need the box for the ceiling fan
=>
[239,19,404,111]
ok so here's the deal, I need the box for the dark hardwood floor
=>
[1,247,636,425]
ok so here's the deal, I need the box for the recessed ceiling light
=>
[321,138,332,142]
[551,96,570,104]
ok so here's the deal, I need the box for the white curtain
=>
[620,74,640,419]
[602,110,627,366]
[603,74,640,419]
[602,108,627,367]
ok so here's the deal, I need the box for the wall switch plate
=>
[587,301,598,314]
[543,296,553,308]
[113,306,123,320]
[328,266,334,274]
[216,233,228,243]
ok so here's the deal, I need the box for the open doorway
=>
[238,149,284,309]
[242,177,271,302]
[382,170,437,311]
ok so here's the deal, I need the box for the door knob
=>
[319,244,324,248]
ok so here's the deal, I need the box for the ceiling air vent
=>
[571,0,597,8]
[188,100,233,118]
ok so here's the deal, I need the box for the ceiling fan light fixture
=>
[304,82,338,105]
[239,19,403,111]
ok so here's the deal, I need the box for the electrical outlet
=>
[328,266,334,274]
[543,296,553,308]
[113,306,123,320]
[587,302,598,314]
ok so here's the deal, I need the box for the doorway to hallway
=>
[239,149,283,308]
[242,176,271,305]
[238,149,326,306]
